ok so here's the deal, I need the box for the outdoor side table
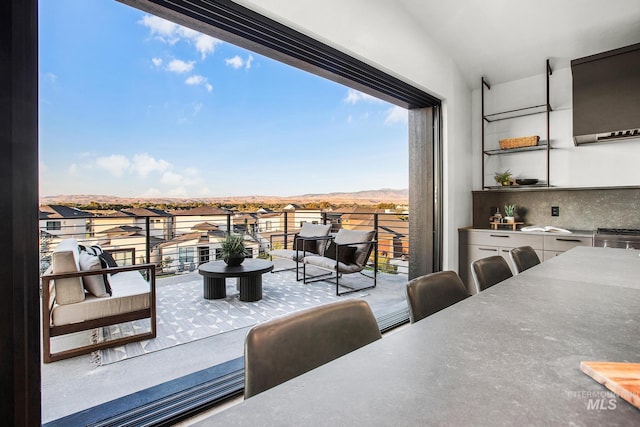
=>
[198,259,274,302]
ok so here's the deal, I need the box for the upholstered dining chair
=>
[405,271,470,323]
[509,246,541,274]
[471,255,513,293]
[244,299,382,398]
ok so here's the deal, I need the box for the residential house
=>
[157,230,259,272]
[93,207,174,241]
[169,206,234,236]
[39,204,94,239]
[283,204,324,230]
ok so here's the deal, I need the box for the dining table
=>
[194,246,640,426]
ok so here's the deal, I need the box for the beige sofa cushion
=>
[78,250,111,297]
[51,271,150,326]
[51,238,85,305]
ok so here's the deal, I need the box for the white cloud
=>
[225,54,254,70]
[193,34,220,59]
[152,57,162,67]
[139,15,181,44]
[167,187,189,197]
[225,55,243,69]
[96,155,131,177]
[161,170,203,187]
[167,59,195,73]
[161,171,184,186]
[44,72,58,84]
[68,164,79,176]
[132,153,171,177]
[344,88,382,104]
[140,187,163,198]
[185,75,213,92]
[139,15,222,59]
[384,106,408,125]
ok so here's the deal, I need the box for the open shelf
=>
[484,141,549,155]
[483,104,551,122]
[481,59,552,190]
[482,183,551,190]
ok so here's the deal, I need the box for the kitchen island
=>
[194,247,640,426]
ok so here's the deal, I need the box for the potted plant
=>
[494,170,512,186]
[504,204,516,223]
[221,233,247,266]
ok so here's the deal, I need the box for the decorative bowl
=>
[516,179,539,185]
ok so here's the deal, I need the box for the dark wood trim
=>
[408,108,435,279]
[119,0,440,109]
[0,0,41,424]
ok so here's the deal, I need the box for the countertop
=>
[196,247,640,426]
[459,225,595,238]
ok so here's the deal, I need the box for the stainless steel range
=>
[594,228,640,250]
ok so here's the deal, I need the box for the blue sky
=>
[38,0,408,198]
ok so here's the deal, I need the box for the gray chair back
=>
[510,246,541,274]
[406,271,470,323]
[244,299,381,398]
[471,256,513,293]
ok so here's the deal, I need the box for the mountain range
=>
[40,188,409,206]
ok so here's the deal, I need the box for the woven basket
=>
[499,135,539,150]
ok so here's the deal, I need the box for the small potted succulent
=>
[221,233,247,266]
[504,204,516,223]
[494,170,513,186]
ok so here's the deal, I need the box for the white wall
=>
[236,0,474,272]
[472,65,640,189]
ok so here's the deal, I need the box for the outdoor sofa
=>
[41,238,156,363]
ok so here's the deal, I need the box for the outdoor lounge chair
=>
[268,222,331,276]
[302,228,377,296]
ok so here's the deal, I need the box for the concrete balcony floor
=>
[41,258,410,424]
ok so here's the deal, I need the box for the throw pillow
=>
[324,242,357,265]
[292,236,318,254]
[78,251,112,297]
[51,239,85,305]
[99,251,118,269]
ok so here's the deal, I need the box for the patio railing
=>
[39,210,409,275]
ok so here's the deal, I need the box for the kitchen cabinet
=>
[481,60,553,189]
[542,234,593,260]
[459,228,593,294]
[459,229,544,294]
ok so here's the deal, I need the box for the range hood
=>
[572,43,640,145]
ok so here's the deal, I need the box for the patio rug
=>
[94,269,357,366]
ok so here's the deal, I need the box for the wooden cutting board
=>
[580,361,640,409]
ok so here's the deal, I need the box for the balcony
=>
[40,209,412,425]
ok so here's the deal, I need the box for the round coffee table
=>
[198,258,274,302]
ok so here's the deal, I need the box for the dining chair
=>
[509,246,541,274]
[243,299,382,398]
[405,271,470,323]
[471,255,513,293]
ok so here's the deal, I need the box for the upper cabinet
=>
[481,60,553,190]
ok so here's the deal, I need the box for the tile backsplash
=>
[472,187,640,230]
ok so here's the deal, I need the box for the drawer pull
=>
[489,234,510,238]
[479,248,498,252]
[555,238,582,242]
